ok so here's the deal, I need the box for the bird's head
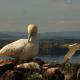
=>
[27,24,38,41]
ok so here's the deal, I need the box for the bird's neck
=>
[30,35,38,42]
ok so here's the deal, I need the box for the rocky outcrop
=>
[0,59,80,80]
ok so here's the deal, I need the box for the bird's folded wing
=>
[0,39,28,57]
[0,45,16,56]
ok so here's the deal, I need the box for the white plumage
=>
[0,24,39,66]
[63,43,80,64]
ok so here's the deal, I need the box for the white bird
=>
[63,43,80,64]
[0,24,39,66]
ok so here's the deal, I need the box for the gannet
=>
[63,43,80,64]
[0,24,39,66]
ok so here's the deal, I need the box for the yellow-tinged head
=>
[27,24,38,34]
[27,24,38,41]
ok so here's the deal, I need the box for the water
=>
[0,54,79,63]
[36,54,80,63]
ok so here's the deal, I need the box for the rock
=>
[15,62,41,73]
[1,70,42,80]
[77,68,80,80]
[32,58,46,67]
[42,67,64,80]
[0,58,80,80]
[1,70,25,80]
[0,63,15,77]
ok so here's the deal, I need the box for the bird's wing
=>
[63,43,80,64]
[0,39,28,57]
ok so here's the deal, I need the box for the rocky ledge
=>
[0,58,80,80]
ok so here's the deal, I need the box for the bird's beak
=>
[28,33,32,41]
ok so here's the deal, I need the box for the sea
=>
[36,54,80,64]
